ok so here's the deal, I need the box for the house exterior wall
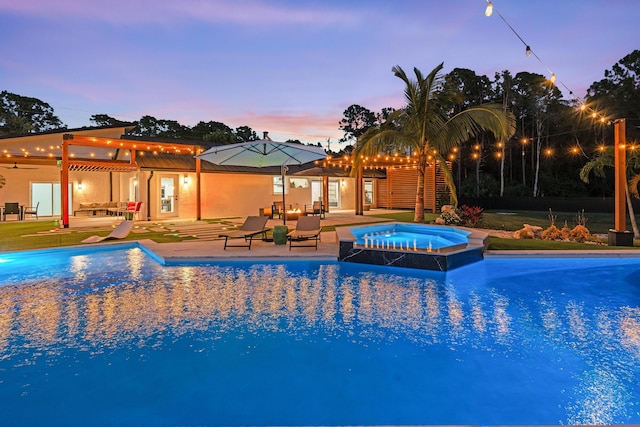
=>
[0,166,357,220]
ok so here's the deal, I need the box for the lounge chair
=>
[287,215,321,250]
[219,216,270,250]
[81,221,135,243]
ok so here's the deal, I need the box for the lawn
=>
[369,209,640,250]
[1,210,639,252]
[0,220,187,253]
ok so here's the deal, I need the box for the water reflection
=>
[0,257,638,424]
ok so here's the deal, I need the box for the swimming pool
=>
[337,223,488,271]
[349,223,471,250]
[0,244,639,426]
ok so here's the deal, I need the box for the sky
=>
[1,0,638,148]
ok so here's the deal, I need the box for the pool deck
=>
[28,209,640,262]
[71,209,395,263]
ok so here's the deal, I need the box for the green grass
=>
[2,210,639,252]
[369,209,640,250]
[479,210,625,234]
[0,220,186,253]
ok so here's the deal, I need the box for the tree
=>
[587,49,640,141]
[0,91,64,135]
[90,114,131,127]
[338,104,377,144]
[235,125,259,142]
[132,115,191,138]
[354,63,515,222]
[511,72,564,196]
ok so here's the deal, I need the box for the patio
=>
[17,209,399,261]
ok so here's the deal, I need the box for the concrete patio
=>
[63,209,401,262]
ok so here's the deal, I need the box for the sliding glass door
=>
[31,182,72,217]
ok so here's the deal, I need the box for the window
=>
[289,178,308,189]
[273,176,284,194]
[364,180,374,204]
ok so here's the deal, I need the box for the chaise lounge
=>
[287,215,322,250]
[219,216,271,250]
[81,221,135,243]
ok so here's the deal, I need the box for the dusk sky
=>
[1,0,638,147]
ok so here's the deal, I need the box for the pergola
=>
[59,134,202,228]
[317,152,435,214]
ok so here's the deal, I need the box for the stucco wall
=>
[0,166,358,220]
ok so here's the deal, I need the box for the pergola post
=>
[322,176,329,213]
[196,150,202,221]
[61,134,71,228]
[609,118,633,246]
[355,165,364,215]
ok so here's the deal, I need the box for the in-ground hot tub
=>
[336,222,488,271]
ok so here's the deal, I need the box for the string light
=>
[485,1,493,16]
[484,1,567,90]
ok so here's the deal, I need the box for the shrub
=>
[459,205,484,227]
[569,225,591,242]
[437,211,462,225]
[542,225,563,240]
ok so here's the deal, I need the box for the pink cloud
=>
[0,0,361,27]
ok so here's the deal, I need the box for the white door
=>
[159,175,179,218]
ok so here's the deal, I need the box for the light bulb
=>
[525,46,532,57]
[485,1,493,16]
[549,73,556,83]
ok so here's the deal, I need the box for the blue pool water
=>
[0,245,639,426]
[349,223,470,250]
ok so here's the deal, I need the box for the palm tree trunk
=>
[499,143,505,196]
[414,157,426,223]
[625,185,640,238]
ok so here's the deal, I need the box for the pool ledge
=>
[336,223,489,271]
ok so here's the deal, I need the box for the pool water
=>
[349,223,470,250]
[0,245,639,426]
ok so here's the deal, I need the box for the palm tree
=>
[353,63,515,222]
[580,148,640,238]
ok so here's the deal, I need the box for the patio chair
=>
[119,201,143,220]
[81,221,135,243]
[287,215,321,250]
[23,202,39,220]
[3,202,21,221]
[272,201,284,219]
[304,201,325,219]
[219,216,270,250]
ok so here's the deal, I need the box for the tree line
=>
[2,50,639,201]
[0,95,272,149]
[339,50,640,200]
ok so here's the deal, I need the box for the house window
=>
[364,180,374,204]
[273,176,284,194]
[289,178,308,189]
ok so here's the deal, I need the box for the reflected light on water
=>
[0,256,638,424]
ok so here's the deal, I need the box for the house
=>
[0,126,446,225]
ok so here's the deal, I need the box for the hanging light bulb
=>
[525,46,532,57]
[485,1,494,16]
[549,73,557,83]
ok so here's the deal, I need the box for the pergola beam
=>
[60,134,202,228]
